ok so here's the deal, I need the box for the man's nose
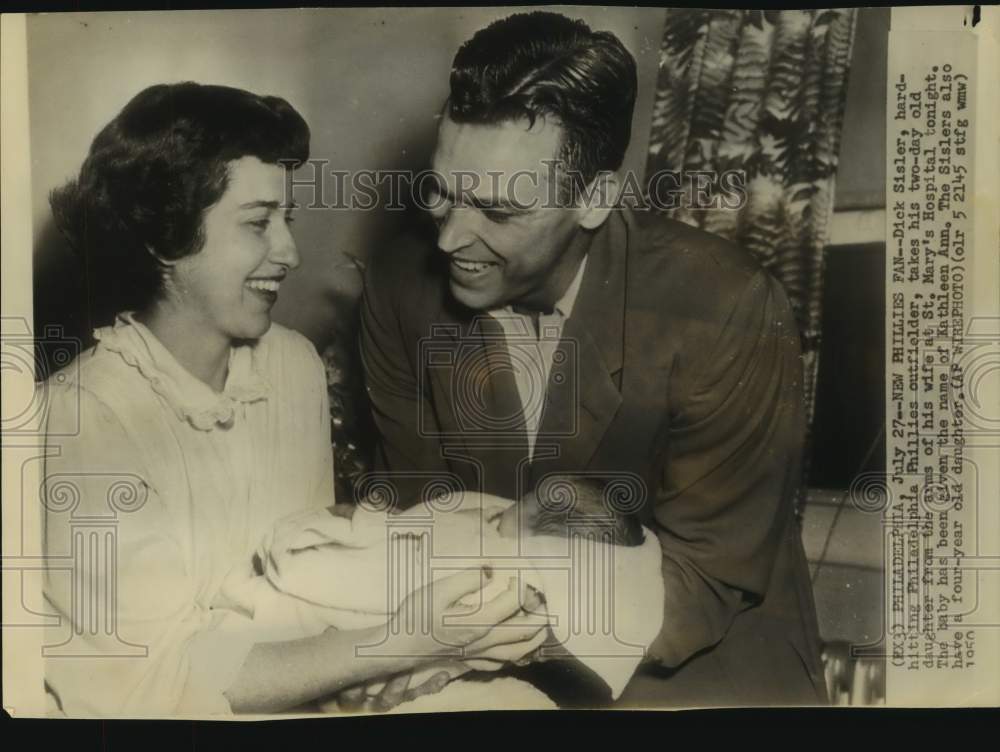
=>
[436,207,476,254]
[271,221,301,270]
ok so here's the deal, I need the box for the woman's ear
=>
[145,244,178,267]
[577,171,623,231]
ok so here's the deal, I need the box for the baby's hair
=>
[528,475,643,546]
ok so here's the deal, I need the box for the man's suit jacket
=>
[359,208,828,706]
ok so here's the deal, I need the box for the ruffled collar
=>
[94,312,271,431]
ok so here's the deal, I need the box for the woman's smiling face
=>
[168,156,300,342]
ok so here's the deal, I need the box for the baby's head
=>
[496,475,643,546]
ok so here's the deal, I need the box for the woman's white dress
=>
[42,313,334,716]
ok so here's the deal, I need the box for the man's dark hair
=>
[447,11,638,191]
[50,82,310,317]
[529,475,644,547]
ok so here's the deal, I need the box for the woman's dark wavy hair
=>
[50,82,310,314]
[447,12,637,189]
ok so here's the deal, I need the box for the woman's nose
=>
[270,221,301,270]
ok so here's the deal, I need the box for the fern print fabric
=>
[646,8,858,422]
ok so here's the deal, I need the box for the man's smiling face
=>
[427,114,585,312]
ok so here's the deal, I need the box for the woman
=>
[41,82,541,716]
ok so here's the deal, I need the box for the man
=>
[360,11,827,707]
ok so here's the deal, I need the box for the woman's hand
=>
[334,570,547,713]
[454,583,548,667]
[395,579,549,676]
[387,568,532,659]
[335,670,455,713]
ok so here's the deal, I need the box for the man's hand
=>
[388,568,532,653]
[455,582,548,666]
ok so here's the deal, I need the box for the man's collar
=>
[479,209,630,374]
[554,253,588,320]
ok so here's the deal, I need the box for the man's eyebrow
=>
[470,195,531,213]
[434,185,531,213]
[238,200,299,210]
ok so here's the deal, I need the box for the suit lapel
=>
[422,307,476,485]
[535,212,629,476]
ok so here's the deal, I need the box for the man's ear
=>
[577,171,622,231]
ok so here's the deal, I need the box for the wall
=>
[834,6,890,211]
[805,6,890,650]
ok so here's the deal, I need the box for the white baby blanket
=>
[228,493,664,701]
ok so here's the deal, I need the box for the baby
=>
[246,475,645,628]
[218,475,660,711]
[367,474,645,622]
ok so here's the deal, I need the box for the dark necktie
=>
[511,303,554,339]
[473,315,530,499]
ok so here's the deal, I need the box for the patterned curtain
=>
[645,8,858,424]
[321,256,376,505]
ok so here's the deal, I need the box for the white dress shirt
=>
[488,255,588,461]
